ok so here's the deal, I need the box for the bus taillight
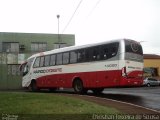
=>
[122,67,127,77]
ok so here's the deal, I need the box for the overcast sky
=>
[0,0,160,54]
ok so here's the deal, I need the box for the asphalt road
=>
[101,86,160,111]
[37,86,160,112]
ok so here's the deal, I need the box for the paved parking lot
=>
[102,86,160,111]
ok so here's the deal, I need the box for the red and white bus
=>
[20,39,143,94]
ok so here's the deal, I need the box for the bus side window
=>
[50,54,56,66]
[110,46,116,56]
[44,55,50,67]
[40,56,45,67]
[63,52,69,64]
[101,45,109,60]
[33,57,40,68]
[77,49,85,62]
[101,43,119,60]
[85,48,90,62]
[56,53,62,65]
[70,51,77,63]
[91,47,100,61]
[109,43,119,57]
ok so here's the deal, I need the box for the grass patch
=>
[0,92,120,120]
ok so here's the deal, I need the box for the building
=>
[0,32,75,90]
[143,54,160,77]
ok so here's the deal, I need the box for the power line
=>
[62,0,83,33]
[87,0,101,18]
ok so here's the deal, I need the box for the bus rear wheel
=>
[73,79,87,94]
[29,80,39,92]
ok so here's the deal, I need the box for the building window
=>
[31,42,47,52]
[143,67,158,77]
[2,42,19,53]
[53,43,68,49]
[8,64,20,76]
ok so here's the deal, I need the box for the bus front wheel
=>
[29,80,39,92]
[73,79,87,94]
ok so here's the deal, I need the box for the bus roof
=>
[27,38,138,60]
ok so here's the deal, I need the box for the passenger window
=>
[50,54,56,66]
[56,53,62,65]
[85,48,90,62]
[33,57,40,68]
[70,51,77,63]
[100,43,119,60]
[44,55,50,66]
[91,47,100,61]
[63,52,69,64]
[109,43,119,58]
[77,49,85,62]
[40,56,45,67]
[110,46,117,56]
[101,45,109,60]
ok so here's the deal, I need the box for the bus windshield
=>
[19,62,27,76]
[20,58,34,76]
[125,40,143,62]
[125,40,143,55]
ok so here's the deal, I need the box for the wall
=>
[0,32,75,90]
[144,59,160,76]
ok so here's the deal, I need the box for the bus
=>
[20,39,143,94]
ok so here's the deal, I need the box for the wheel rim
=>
[74,80,83,93]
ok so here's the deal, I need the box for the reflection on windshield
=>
[125,52,143,62]
[21,57,34,76]
[125,40,143,55]
[23,64,29,76]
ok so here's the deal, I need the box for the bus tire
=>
[29,80,39,92]
[73,79,87,94]
[92,88,104,94]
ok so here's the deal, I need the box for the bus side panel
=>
[119,76,143,86]
[37,76,46,87]
[58,73,73,88]
[97,70,121,87]
[48,74,58,87]
[36,74,56,88]
[36,70,122,88]
[84,71,97,88]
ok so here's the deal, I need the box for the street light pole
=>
[57,14,60,48]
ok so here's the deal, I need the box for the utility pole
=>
[57,14,60,48]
